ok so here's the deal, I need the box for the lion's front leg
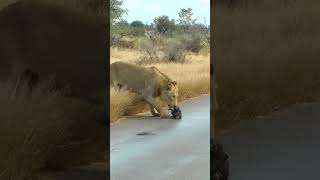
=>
[149,104,160,117]
[144,96,170,118]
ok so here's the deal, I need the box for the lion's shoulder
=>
[148,66,171,81]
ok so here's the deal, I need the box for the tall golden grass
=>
[214,0,320,131]
[110,87,137,124]
[0,79,106,180]
[110,48,210,123]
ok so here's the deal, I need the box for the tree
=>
[116,19,129,26]
[144,23,154,31]
[178,8,197,32]
[130,20,145,28]
[110,0,126,25]
[193,23,208,30]
[153,15,176,35]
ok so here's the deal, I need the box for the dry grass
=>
[0,78,106,180]
[152,63,210,100]
[0,80,69,180]
[110,88,137,124]
[110,47,141,64]
[110,47,210,123]
[214,0,320,131]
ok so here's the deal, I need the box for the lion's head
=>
[160,80,178,109]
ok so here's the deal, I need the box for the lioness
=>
[110,61,178,118]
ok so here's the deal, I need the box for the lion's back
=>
[110,62,165,94]
[110,62,145,84]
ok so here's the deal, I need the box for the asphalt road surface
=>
[110,95,210,180]
[220,103,320,180]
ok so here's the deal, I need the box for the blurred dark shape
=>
[211,138,229,180]
[20,68,39,91]
[0,0,108,108]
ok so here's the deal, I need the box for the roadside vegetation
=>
[110,3,210,123]
[0,79,106,180]
[0,1,107,179]
[213,0,320,132]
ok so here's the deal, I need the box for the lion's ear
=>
[167,81,177,89]
[166,81,173,90]
[172,81,177,86]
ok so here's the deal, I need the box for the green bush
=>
[127,27,145,37]
[136,38,159,63]
[163,38,186,63]
[178,33,204,53]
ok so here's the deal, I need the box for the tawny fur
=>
[110,61,178,118]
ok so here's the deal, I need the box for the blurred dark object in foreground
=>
[170,105,182,119]
[211,138,229,180]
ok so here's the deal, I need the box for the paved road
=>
[220,103,320,180]
[110,95,210,180]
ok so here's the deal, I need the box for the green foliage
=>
[163,38,186,63]
[109,5,210,52]
[111,25,145,37]
[117,19,129,26]
[193,23,209,31]
[178,33,204,53]
[153,15,176,35]
[178,8,197,32]
[130,20,145,28]
[110,0,127,24]
[136,37,187,64]
[137,38,160,63]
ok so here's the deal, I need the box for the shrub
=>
[214,0,320,131]
[0,78,71,180]
[0,77,106,179]
[153,15,176,35]
[127,27,145,37]
[136,38,160,64]
[178,33,204,53]
[163,38,187,63]
[111,35,136,49]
